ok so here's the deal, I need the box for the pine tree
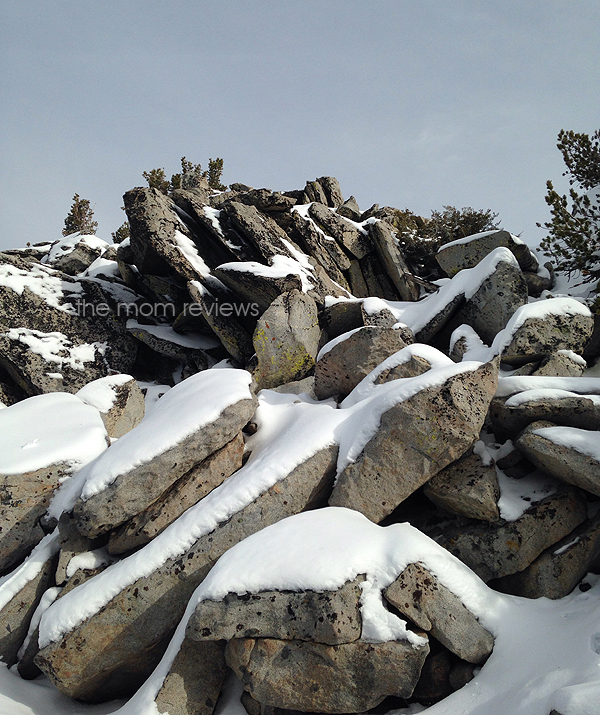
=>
[539,129,600,282]
[142,156,226,195]
[111,222,130,244]
[206,157,226,190]
[62,194,98,236]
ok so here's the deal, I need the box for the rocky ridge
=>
[0,174,599,714]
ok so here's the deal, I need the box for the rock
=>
[123,187,212,281]
[290,211,351,281]
[424,452,500,522]
[532,350,587,377]
[108,433,245,554]
[337,196,361,221]
[225,636,429,713]
[253,290,320,390]
[319,301,363,342]
[384,563,494,663]
[374,353,432,384]
[188,576,363,645]
[329,359,499,523]
[45,236,107,276]
[73,370,257,538]
[492,511,600,599]
[314,325,414,401]
[0,535,59,666]
[412,649,453,704]
[449,660,476,691]
[34,445,339,701]
[154,638,228,715]
[222,202,298,262]
[302,180,328,205]
[439,488,588,581]
[414,294,465,345]
[317,176,344,207]
[448,249,528,345]
[0,393,108,572]
[0,255,138,394]
[76,374,145,439]
[187,281,255,363]
[515,420,600,496]
[489,393,600,442]
[500,299,594,362]
[308,203,372,259]
[54,513,104,585]
[360,301,397,328]
[346,260,370,298]
[359,254,399,301]
[435,230,539,277]
[369,221,420,301]
[269,376,316,399]
[213,264,303,315]
[524,263,555,298]
[232,188,298,213]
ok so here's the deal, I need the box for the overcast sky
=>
[1,0,599,252]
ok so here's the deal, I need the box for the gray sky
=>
[1,0,599,252]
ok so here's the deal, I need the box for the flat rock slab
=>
[329,359,499,523]
[213,266,303,315]
[225,636,429,713]
[384,562,494,663]
[314,325,414,401]
[253,290,320,391]
[73,370,257,537]
[493,512,600,599]
[490,393,600,442]
[423,452,500,523]
[108,433,245,554]
[35,445,339,701]
[515,420,600,496]
[436,230,538,277]
[187,576,363,645]
[439,489,587,581]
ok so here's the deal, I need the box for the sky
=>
[1,0,599,252]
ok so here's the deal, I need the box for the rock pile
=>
[0,174,599,714]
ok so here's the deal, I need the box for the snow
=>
[17,587,61,661]
[172,229,211,278]
[449,323,487,355]
[532,425,600,462]
[126,320,220,351]
[217,254,315,293]
[203,206,225,237]
[66,548,115,579]
[106,510,600,715]
[505,388,600,408]
[497,375,600,398]
[42,235,109,265]
[496,469,559,521]
[0,261,82,313]
[77,374,136,413]
[436,229,523,252]
[389,247,520,335]
[3,328,106,372]
[0,531,60,613]
[38,359,487,649]
[45,368,254,520]
[81,257,121,280]
[0,393,108,476]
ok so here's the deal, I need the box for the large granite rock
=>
[314,325,415,401]
[188,576,363,645]
[329,359,499,523]
[439,489,588,581]
[253,290,320,390]
[74,370,257,537]
[436,230,539,277]
[76,374,145,439]
[308,203,372,259]
[225,636,429,713]
[515,421,600,496]
[384,562,494,663]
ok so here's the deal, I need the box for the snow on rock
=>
[0,393,108,477]
[0,261,83,313]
